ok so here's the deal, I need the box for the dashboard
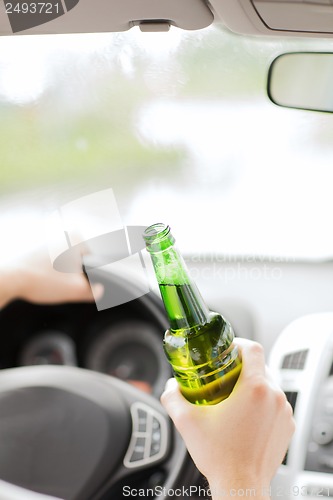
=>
[2,263,333,499]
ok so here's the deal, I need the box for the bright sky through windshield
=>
[0,29,182,103]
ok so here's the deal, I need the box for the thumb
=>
[160,378,194,429]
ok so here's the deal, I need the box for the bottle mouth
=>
[143,223,175,251]
[143,223,170,241]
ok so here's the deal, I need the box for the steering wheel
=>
[0,268,201,500]
[0,365,196,499]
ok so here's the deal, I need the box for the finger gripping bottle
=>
[143,223,242,405]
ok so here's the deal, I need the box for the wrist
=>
[208,478,271,499]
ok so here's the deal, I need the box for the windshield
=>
[1,25,333,261]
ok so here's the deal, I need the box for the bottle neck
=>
[149,245,211,333]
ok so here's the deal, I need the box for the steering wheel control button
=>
[131,437,146,462]
[150,419,162,456]
[313,422,333,445]
[123,402,169,469]
[137,409,148,432]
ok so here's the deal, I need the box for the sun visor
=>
[210,0,333,37]
[253,0,333,33]
[0,0,214,35]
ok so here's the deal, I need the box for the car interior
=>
[1,0,333,499]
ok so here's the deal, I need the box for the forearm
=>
[0,252,100,307]
[0,267,23,308]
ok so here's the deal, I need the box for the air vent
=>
[281,350,308,370]
[282,391,298,465]
[285,391,298,413]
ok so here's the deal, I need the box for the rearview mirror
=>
[268,52,333,113]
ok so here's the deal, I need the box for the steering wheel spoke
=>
[0,365,178,499]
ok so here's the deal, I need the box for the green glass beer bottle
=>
[143,223,242,405]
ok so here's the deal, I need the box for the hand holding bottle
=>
[161,338,295,499]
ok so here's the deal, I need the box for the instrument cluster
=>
[0,284,171,398]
